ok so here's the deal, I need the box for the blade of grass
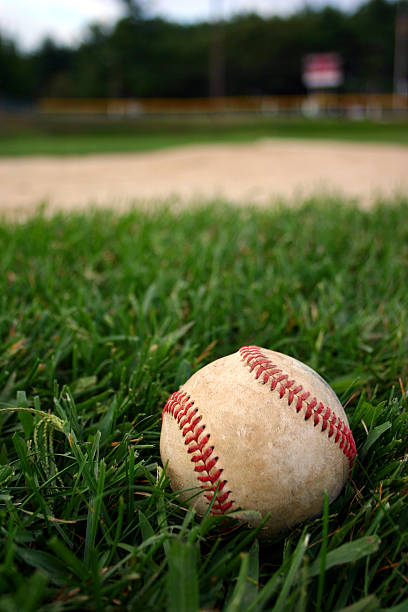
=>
[167,540,199,612]
[309,536,381,576]
[316,492,329,612]
[336,594,380,612]
[225,539,259,612]
[84,459,106,566]
[274,531,310,612]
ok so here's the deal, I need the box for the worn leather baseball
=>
[160,345,356,535]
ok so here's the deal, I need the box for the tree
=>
[0,34,34,102]
[0,0,399,101]
[32,38,75,97]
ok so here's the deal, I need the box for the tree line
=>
[0,0,399,103]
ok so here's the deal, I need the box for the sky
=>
[1,0,370,51]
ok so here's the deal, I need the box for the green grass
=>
[0,198,407,610]
[0,116,408,156]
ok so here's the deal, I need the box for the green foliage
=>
[0,34,35,100]
[0,0,399,101]
[0,199,407,609]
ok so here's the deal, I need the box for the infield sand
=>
[1,139,407,216]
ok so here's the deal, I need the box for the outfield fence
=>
[39,94,408,119]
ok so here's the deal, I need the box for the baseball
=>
[160,345,356,535]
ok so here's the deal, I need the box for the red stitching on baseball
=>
[162,391,234,515]
[239,346,357,472]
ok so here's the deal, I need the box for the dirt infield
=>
[1,139,407,216]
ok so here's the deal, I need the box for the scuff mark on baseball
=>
[160,345,356,535]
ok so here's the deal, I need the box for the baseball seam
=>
[162,390,234,515]
[239,345,357,472]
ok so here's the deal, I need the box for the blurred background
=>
[1,0,407,120]
[1,0,408,214]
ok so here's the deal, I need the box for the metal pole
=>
[209,0,225,98]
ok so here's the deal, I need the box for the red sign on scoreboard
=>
[302,53,343,89]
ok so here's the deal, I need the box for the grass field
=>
[0,116,408,156]
[0,199,407,610]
